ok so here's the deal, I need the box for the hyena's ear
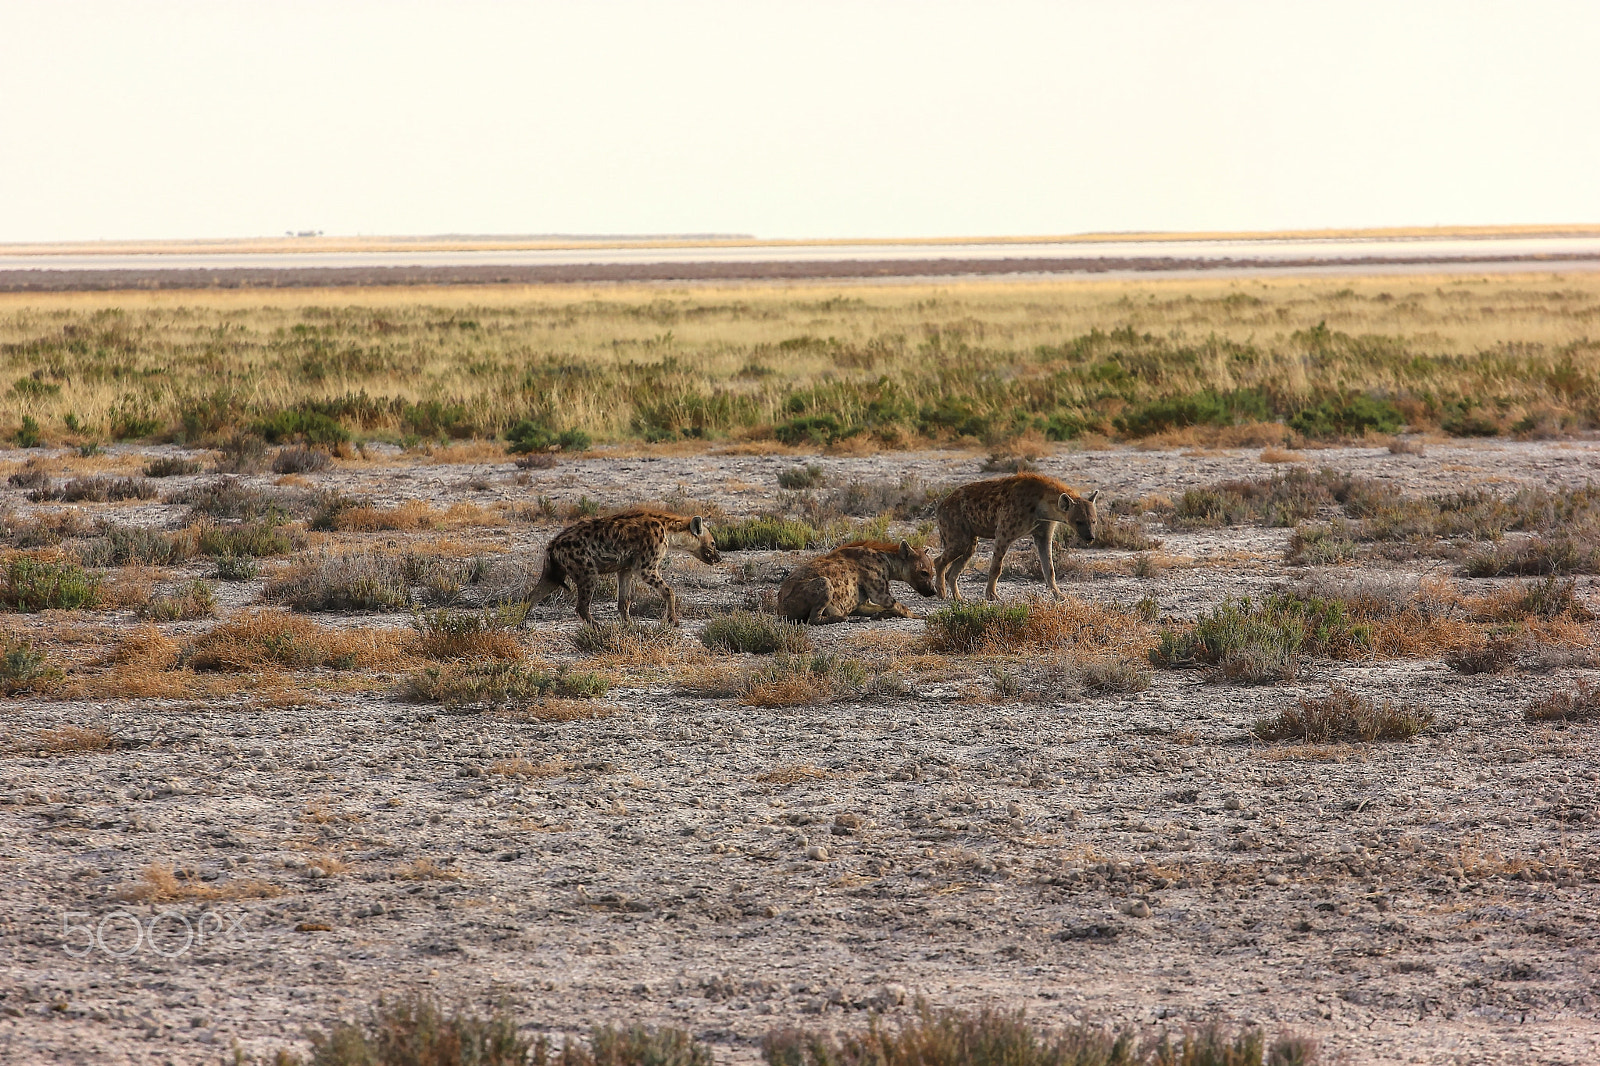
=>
[689,516,705,537]
[1059,492,1074,512]
[899,539,913,558]
[1087,490,1100,503]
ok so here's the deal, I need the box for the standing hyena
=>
[777,540,938,624]
[525,509,720,626]
[934,473,1098,601]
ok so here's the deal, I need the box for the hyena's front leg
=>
[1033,521,1064,599]
[639,567,679,626]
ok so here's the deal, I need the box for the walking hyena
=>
[934,473,1098,601]
[525,509,719,626]
[777,540,938,625]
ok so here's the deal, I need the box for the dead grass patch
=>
[1524,680,1600,723]
[488,757,573,779]
[392,858,460,881]
[409,608,525,661]
[925,597,1154,660]
[755,763,836,785]
[35,725,115,753]
[116,863,282,902]
[1260,446,1307,464]
[404,660,611,708]
[186,611,404,671]
[571,622,684,665]
[1255,685,1434,743]
[137,579,217,621]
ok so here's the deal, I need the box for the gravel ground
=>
[2,438,1599,1065]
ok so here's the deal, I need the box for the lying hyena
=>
[525,509,719,626]
[934,473,1098,601]
[777,540,938,624]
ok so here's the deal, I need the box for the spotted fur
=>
[526,509,719,626]
[777,540,938,625]
[934,474,1098,601]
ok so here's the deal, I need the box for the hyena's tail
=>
[518,552,569,626]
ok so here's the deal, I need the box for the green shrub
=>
[1463,531,1600,576]
[701,611,812,654]
[213,554,261,581]
[139,580,217,622]
[173,478,291,522]
[926,601,1032,653]
[0,635,61,695]
[76,524,192,567]
[1289,393,1403,439]
[0,558,101,612]
[571,622,682,655]
[777,463,826,490]
[252,407,350,445]
[775,414,850,446]
[717,517,819,552]
[1114,388,1273,437]
[506,418,590,453]
[404,661,610,707]
[1152,593,1371,683]
[15,415,42,448]
[1286,522,1359,566]
[293,997,528,1066]
[197,522,294,558]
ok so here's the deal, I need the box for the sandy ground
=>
[2,438,1599,1065]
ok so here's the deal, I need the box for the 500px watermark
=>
[59,909,248,959]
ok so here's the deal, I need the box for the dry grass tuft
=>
[137,579,218,622]
[392,858,460,881]
[409,608,524,661]
[404,661,610,708]
[1255,685,1434,743]
[755,763,836,785]
[186,611,404,671]
[926,597,1154,661]
[1524,680,1600,723]
[488,757,573,779]
[36,725,115,753]
[1260,446,1306,464]
[116,863,281,902]
[571,622,683,664]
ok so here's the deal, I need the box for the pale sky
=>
[3,1,1598,242]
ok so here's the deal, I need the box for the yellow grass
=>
[116,863,282,902]
[5,273,1600,448]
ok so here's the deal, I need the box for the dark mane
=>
[835,539,906,554]
[1007,472,1081,497]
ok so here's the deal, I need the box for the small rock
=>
[1223,796,1244,811]
[1265,873,1286,886]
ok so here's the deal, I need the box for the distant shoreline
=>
[4,251,1600,292]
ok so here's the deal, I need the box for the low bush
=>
[1079,659,1152,695]
[212,432,271,474]
[51,476,158,503]
[817,476,939,520]
[1462,530,1600,576]
[410,608,524,661]
[1151,593,1371,683]
[506,418,590,454]
[186,611,401,671]
[213,554,260,581]
[742,651,870,706]
[1089,518,1163,551]
[143,456,202,478]
[404,661,609,707]
[571,621,682,656]
[264,551,488,612]
[0,635,61,695]
[1286,522,1359,566]
[717,516,819,552]
[926,598,1154,660]
[0,557,101,611]
[139,580,217,622]
[7,461,52,492]
[272,445,333,474]
[1255,685,1434,742]
[1524,680,1600,723]
[701,611,812,654]
[171,477,292,523]
[1445,635,1520,675]
[196,521,294,558]
[765,1004,1316,1066]
[777,463,825,490]
[75,523,193,567]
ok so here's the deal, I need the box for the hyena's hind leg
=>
[616,569,637,623]
[935,536,977,600]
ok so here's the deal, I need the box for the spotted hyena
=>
[777,540,938,625]
[526,509,719,626]
[934,473,1098,601]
